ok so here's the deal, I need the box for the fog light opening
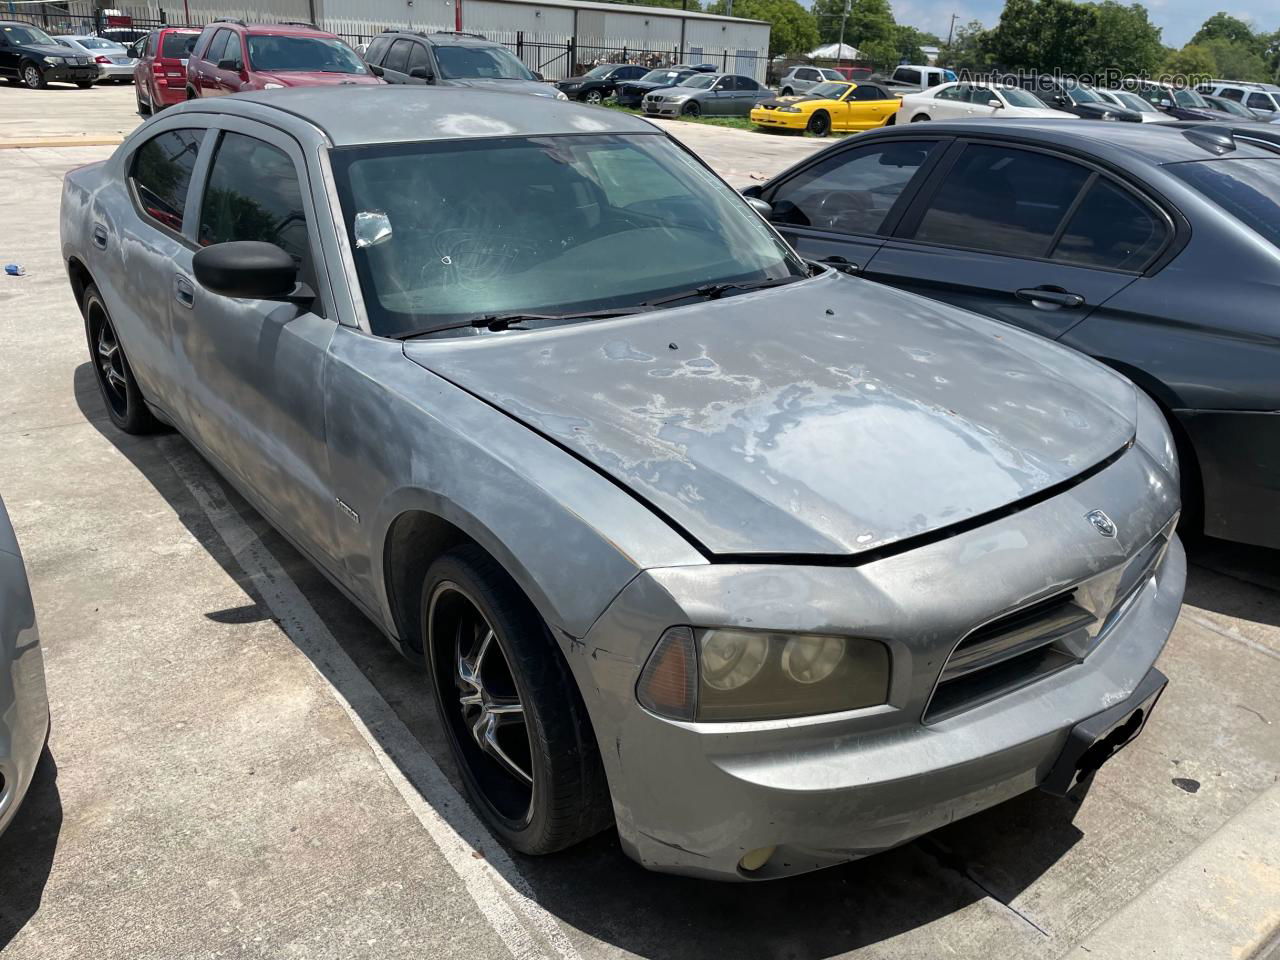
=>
[738,845,776,873]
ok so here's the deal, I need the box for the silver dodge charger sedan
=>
[60,87,1185,880]
[1,495,50,837]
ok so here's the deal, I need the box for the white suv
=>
[778,65,845,96]
[1195,81,1280,119]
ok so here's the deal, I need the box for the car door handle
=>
[819,256,860,276]
[173,274,195,309]
[1015,286,1085,309]
[91,223,108,249]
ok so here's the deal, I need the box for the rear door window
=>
[911,144,1091,257]
[383,38,412,74]
[131,128,205,233]
[1052,178,1168,270]
[768,140,940,236]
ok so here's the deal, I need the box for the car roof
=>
[177,86,661,146]
[381,30,502,46]
[859,118,1280,164]
[216,21,337,36]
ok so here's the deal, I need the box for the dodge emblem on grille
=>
[1086,510,1117,538]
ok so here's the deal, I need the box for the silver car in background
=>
[778,64,846,96]
[61,87,1183,880]
[642,72,770,117]
[0,496,49,837]
[53,35,136,82]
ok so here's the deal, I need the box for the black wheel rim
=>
[811,114,828,134]
[431,585,534,823]
[93,311,129,418]
[686,103,699,116]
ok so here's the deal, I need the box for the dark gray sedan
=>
[748,119,1280,549]
[61,88,1182,879]
[641,72,770,117]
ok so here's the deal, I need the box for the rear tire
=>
[136,89,151,116]
[807,110,831,136]
[76,80,95,90]
[83,284,161,435]
[910,112,930,122]
[781,87,793,96]
[423,545,612,855]
[185,85,198,100]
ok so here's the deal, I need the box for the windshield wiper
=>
[394,306,649,340]
[641,275,805,309]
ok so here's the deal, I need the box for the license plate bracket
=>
[1041,667,1167,796]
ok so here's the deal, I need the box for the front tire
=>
[781,87,793,96]
[682,100,701,117]
[21,61,46,89]
[83,284,160,434]
[807,110,831,136]
[584,89,603,104]
[423,545,611,855]
[76,81,95,89]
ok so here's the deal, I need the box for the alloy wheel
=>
[94,313,129,418]
[437,586,534,821]
[23,65,42,88]
[585,89,602,104]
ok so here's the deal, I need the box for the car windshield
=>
[1114,92,1156,113]
[809,82,851,99]
[1168,158,1280,250]
[1066,85,1103,104]
[1174,88,1209,108]
[333,133,804,337]
[246,35,367,73]
[1002,87,1043,108]
[584,64,614,79]
[1209,97,1252,117]
[640,69,682,83]
[434,45,533,81]
[3,24,54,44]
[679,75,716,89]
[161,32,198,57]
[77,37,123,50]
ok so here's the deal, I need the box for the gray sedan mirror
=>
[193,241,299,300]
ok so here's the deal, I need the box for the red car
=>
[134,27,201,114]
[185,19,381,98]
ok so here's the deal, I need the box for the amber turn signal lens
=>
[636,626,697,721]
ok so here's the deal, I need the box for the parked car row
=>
[61,87,1193,879]
[1,20,124,88]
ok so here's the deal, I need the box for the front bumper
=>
[44,63,100,83]
[0,550,50,837]
[642,100,684,117]
[569,444,1184,879]
[751,109,806,129]
[1177,409,1280,549]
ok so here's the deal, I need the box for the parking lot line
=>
[162,437,584,960]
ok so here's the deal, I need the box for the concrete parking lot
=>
[1,82,1278,960]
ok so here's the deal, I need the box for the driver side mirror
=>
[368,63,384,76]
[1159,98,1172,108]
[532,70,544,81]
[988,98,1003,108]
[193,241,304,301]
[744,197,773,218]
[217,57,240,72]
[408,66,434,82]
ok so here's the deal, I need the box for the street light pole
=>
[945,12,957,51]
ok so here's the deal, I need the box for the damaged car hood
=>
[403,272,1136,557]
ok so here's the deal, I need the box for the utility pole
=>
[945,12,958,51]
[837,0,849,63]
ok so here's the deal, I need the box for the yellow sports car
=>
[751,80,901,136]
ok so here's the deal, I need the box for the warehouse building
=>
[48,0,771,81]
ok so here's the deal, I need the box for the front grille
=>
[924,529,1170,723]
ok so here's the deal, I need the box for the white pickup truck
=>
[881,64,956,92]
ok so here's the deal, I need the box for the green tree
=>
[1160,42,1216,80]
[894,25,937,63]
[1082,1,1163,75]
[984,0,1099,73]
[707,0,818,57]
[937,18,991,71]
[810,0,848,45]
[844,0,898,66]
[1191,12,1256,48]
[1199,37,1270,80]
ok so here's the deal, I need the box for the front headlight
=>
[44,55,65,65]
[776,105,802,113]
[1134,390,1178,484]
[637,626,890,721]
[555,90,569,101]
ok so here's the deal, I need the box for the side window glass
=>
[1052,178,1167,270]
[131,128,205,233]
[913,145,1091,257]
[739,77,758,91]
[849,85,881,101]
[207,30,229,63]
[1221,88,1243,101]
[383,38,412,74]
[935,85,959,101]
[1248,93,1273,110]
[406,42,431,74]
[769,141,939,235]
[365,35,391,65]
[199,132,311,271]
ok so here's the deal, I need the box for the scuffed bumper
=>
[0,549,50,838]
[567,444,1184,880]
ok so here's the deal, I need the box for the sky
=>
[808,0,1276,50]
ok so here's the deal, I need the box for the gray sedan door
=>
[864,140,1148,339]
[173,117,341,563]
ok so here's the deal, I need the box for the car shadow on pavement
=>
[71,361,1208,956]
[0,748,62,949]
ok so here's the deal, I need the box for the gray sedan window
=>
[1167,158,1280,251]
[131,128,205,233]
[1052,178,1167,270]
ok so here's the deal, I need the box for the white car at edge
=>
[898,81,1078,123]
